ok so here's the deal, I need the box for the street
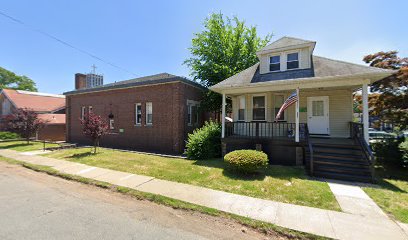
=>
[0,162,271,240]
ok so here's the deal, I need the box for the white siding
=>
[231,88,353,138]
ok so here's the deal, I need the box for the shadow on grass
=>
[373,164,408,193]
[193,158,306,182]
[66,152,97,159]
[0,143,33,149]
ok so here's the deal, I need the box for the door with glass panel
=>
[307,96,329,135]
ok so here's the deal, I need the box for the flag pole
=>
[295,87,300,143]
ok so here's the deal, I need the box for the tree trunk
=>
[94,139,97,154]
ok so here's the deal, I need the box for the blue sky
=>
[1,0,407,94]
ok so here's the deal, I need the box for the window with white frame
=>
[109,119,115,129]
[135,103,142,125]
[252,96,266,121]
[81,106,86,120]
[238,96,245,121]
[269,55,280,72]
[187,103,192,124]
[274,95,285,121]
[146,102,153,125]
[287,52,299,70]
[88,106,93,114]
[187,100,200,125]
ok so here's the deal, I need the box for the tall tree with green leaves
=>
[184,13,271,115]
[0,67,37,91]
[363,51,407,129]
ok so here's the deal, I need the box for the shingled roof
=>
[64,73,205,95]
[1,89,65,113]
[210,56,395,90]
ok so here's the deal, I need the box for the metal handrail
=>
[350,122,375,181]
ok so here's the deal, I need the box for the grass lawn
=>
[0,141,60,152]
[363,164,408,223]
[45,147,340,211]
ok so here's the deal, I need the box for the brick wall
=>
[38,124,65,141]
[66,81,204,154]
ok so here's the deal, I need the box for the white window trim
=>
[135,103,142,126]
[237,95,246,122]
[88,106,93,114]
[273,94,287,122]
[109,119,115,130]
[146,102,153,125]
[268,54,281,72]
[187,99,200,126]
[286,51,300,70]
[251,94,267,121]
[81,106,86,120]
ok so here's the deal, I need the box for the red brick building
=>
[0,89,66,141]
[65,73,206,154]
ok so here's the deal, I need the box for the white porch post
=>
[221,93,226,138]
[362,83,369,144]
[295,87,300,142]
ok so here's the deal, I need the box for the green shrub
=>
[224,150,268,173]
[185,121,221,159]
[399,140,408,167]
[371,138,405,167]
[0,131,20,140]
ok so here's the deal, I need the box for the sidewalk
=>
[1,149,407,240]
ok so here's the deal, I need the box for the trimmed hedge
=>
[0,131,20,140]
[185,121,221,159]
[224,150,268,173]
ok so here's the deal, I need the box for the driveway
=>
[0,162,270,240]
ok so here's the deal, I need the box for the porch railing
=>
[350,122,375,178]
[225,122,307,140]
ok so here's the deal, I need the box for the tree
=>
[184,13,271,115]
[7,108,45,144]
[0,66,37,91]
[362,51,408,129]
[80,112,109,154]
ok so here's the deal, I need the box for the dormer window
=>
[269,55,280,72]
[287,52,299,69]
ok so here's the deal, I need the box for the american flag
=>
[275,91,298,121]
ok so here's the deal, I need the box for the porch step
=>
[306,141,373,183]
[314,152,365,161]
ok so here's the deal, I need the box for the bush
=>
[371,138,405,167]
[399,140,408,167]
[185,121,221,159]
[224,150,268,173]
[0,131,20,140]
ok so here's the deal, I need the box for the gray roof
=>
[64,73,206,95]
[259,36,315,52]
[211,56,395,89]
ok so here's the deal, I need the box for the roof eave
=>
[209,71,395,94]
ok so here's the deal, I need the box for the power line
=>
[0,10,137,77]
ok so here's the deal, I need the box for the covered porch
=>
[220,83,371,144]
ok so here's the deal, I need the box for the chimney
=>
[75,73,86,90]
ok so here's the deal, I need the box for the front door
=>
[307,96,329,135]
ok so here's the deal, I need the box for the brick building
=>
[65,73,206,154]
[0,89,66,141]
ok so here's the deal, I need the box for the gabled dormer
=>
[257,37,316,74]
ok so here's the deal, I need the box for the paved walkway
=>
[1,149,407,240]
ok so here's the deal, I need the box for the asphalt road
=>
[0,162,273,240]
